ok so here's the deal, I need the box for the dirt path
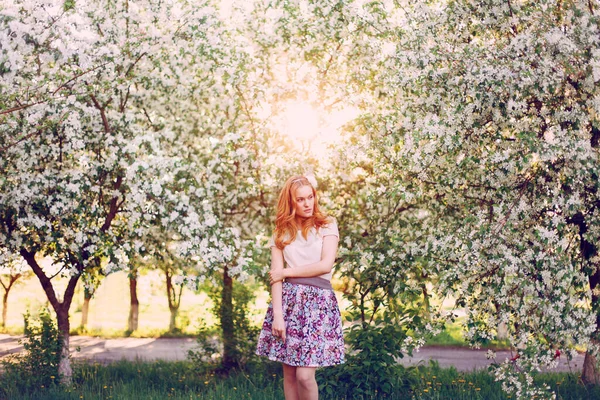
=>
[0,334,585,372]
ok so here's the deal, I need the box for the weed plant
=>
[2,311,599,399]
[2,359,600,399]
[0,309,62,395]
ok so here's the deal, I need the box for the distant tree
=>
[127,263,141,333]
[79,266,103,331]
[0,252,32,328]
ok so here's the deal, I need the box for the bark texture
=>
[128,272,139,332]
[221,264,237,370]
[80,291,92,329]
[20,248,79,385]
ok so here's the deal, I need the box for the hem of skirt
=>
[256,352,345,367]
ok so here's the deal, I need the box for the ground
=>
[0,334,584,372]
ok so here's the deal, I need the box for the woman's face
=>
[293,184,314,219]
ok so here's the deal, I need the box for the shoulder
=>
[319,217,339,237]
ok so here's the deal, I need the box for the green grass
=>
[2,360,600,400]
[407,363,600,400]
[0,360,284,400]
[424,321,511,350]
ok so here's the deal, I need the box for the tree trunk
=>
[576,213,600,385]
[421,278,431,321]
[2,290,8,329]
[164,267,183,333]
[0,274,20,329]
[56,306,72,385]
[165,269,176,332]
[128,272,139,332]
[493,302,508,340]
[80,291,92,329]
[583,341,600,386]
[497,322,508,340]
[169,306,178,332]
[20,249,79,385]
[221,264,236,370]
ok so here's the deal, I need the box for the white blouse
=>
[268,219,339,281]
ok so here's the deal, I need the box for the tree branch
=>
[101,174,124,232]
[20,249,61,311]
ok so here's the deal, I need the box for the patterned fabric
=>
[256,281,345,367]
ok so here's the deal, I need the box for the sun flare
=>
[281,101,320,142]
[276,100,359,159]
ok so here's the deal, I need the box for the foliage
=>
[3,0,600,396]
[0,0,241,380]
[189,278,261,371]
[361,1,599,397]
[0,309,62,395]
[2,358,600,400]
[319,319,414,398]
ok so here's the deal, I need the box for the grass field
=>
[2,359,599,400]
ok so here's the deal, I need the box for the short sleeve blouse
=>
[268,218,339,281]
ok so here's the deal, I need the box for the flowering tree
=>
[340,0,600,397]
[0,251,32,328]
[3,0,598,398]
[0,0,231,383]
[246,0,600,397]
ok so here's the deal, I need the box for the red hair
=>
[273,175,331,249]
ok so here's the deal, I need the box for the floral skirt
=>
[255,280,345,367]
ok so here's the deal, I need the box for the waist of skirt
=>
[285,277,333,290]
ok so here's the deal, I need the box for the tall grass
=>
[2,360,600,400]
[1,360,283,400]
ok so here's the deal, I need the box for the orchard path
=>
[0,334,585,373]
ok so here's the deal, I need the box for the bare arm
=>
[270,235,339,283]
[270,246,286,340]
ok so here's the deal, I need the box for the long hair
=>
[273,175,331,249]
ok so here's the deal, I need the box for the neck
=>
[294,216,309,228]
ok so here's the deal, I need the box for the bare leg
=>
[283,363,299,400]
[296,366,318,400]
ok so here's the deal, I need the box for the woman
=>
[256,175,345,400]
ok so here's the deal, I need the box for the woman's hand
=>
[269,268,286,285]
[272,316,286,341]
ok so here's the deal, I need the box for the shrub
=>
[189,280,260,372]
[0,309,62,395]
[319,318,417,399]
